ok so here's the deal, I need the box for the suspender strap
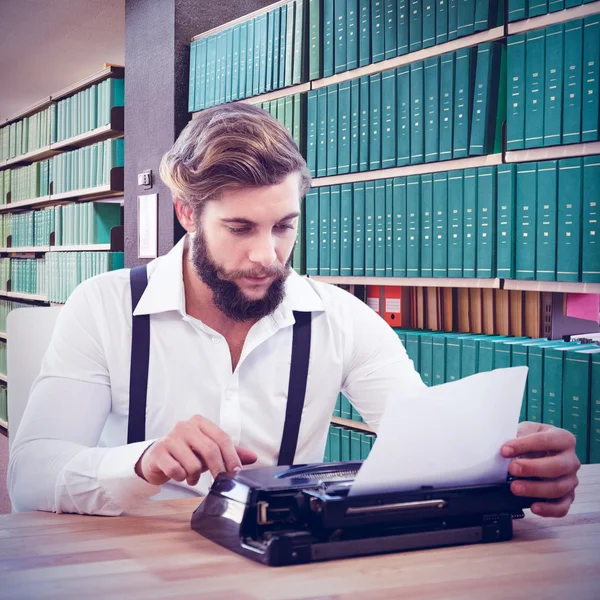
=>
[277,311,312,466]
[128,265,150,444]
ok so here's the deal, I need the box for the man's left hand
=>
[501,422,581,518]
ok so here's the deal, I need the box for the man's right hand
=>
[134,415,258,486]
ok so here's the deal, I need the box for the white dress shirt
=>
[8,235,426,515]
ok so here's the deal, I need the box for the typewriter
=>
[190,461,535,566]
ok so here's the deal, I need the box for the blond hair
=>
[159,103,312,213]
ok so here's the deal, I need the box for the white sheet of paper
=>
[349,366,528,496]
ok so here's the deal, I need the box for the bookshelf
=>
[507,1,600,34]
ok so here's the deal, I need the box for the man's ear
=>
[174,198,196,233]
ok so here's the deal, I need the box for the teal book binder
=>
[582,156,600,283]
[515,162,537,280]
[496,164,516,279]
[393,177,407,277]
[463,168,477,277]
[563,20,583,144]
[440,53,455,160]
[424,57,440,163]
[525,30,545,149]
[330,184,341,275]
[557,157,582,282]
[447,169,464,277]
[507,34,526,150]
[410,61,424,164]
[365,181,376,275]
[369,73,382,170]
[421,173,434,277]
[353,182,366,275]
[543,24,564,147]
[396,66,411,165]
[433,172,448,278]
[536,160,558,281]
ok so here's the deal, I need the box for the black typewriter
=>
[190,461,535,566]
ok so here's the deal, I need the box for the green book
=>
[392,177,407,277]
[406,175,421,277]
[319,186,331,275]
[463,168,477,277]
[563,19,583,144]
[330,184,341,275]
[369,73,382,170]
[351,79,360,172]
[536,160,558,281]
[385,179,393,276]
[440,52,455,160]
[353,182,366,275]
[365,181,375,275]
[421,173,434,277]
[309,0,321,80]
[433,172,448,278]
[590,352,600,464]
[454,47,475,159]
[525,30,545,149]
[341,183,353,276]
[384,0,397,59]
[437,0,448,44]
[544,24,564,146]
[359,75,370,171]
[359,0,372,66]
[382,69,397,169]
[410,0,423,52]
[334,0,347,74]
[323,0,334,76]
[557,157,583,282]
[424,57,440,163]
[507,33,526,150]
[372,0,385,62]
[317,88,328,177]
[327,84,339,176]
[305,188,319,275]
[447,169,463,277]
[497,164,516,279]
[338,80,351,174]
[476,166,496,278]
[375,180,386,276]
[582,156,600,283]
[396,66,411,165]
[582,15,600,142]
[515,162,537,280]
[347,0,358,70]
[410,61,424,164]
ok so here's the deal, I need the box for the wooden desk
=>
[1,465,599,600]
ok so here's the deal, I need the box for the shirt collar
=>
[132,234,325,318]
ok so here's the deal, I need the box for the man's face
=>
[189,173,301,321]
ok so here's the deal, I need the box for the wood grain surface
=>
[0,465,599,600]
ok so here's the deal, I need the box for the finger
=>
[508,452,581,479]
[501,428,575,458]
[510,474,578,500]
[190,416,241,473]
[155,452,188,483]
[236,446,258,465]
[530,491,575,518]
[166,438,204,486]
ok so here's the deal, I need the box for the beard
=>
[189,226,293,322]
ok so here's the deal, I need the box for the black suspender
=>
[127,265,312,465]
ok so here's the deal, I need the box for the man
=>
[8,104,580,518]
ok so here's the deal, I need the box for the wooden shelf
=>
[0,246,50,254]
[0,145,60,170]
[311,154,503,187]
[312,27,505,91]
[503,280,600,294]
[505,142,600,163]
[0,291,48,303]
[331,416,374,433]
[309,276,501,289]
[50,66,124,102]
[508,1,600,35]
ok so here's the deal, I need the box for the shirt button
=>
[212,336,220,344]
